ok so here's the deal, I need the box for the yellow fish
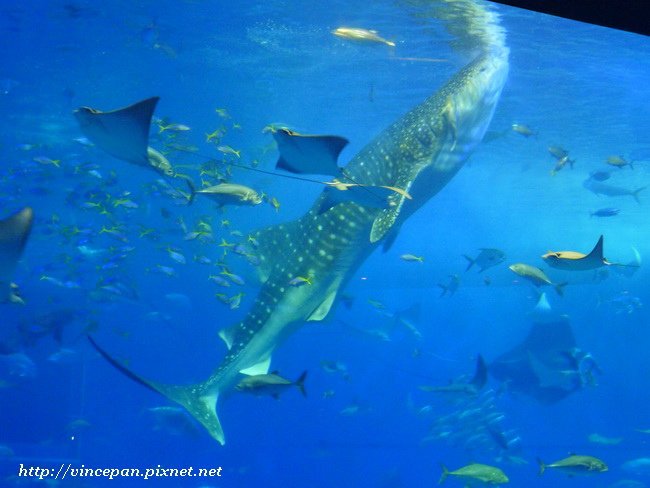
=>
[332,27,395,47]
[538,454,607,476]
[511,123,536,137]
[400,254,424,262]
[606,155,632,169]
[509,263,566,296]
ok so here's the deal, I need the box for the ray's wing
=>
[489,317,578,403]
[272,129,348,177]
[0,207,34,298]
[73,97,159,166]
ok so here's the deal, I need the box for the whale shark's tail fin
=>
[87,336,225,444]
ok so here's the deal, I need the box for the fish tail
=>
[437,284,448,297]
[470,354,487,391]
[463,254,475,271]
[438,463,449,484]
[8,284,25,305]
[633,186,646,204]
[87,335,226,445]
[536,458,546,476]
[185,178,196,205]
[295,370,308,398]
[554,282,567,297]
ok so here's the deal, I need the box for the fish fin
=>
[586,235,604,262]
[0,207,34,291]
[371,94,457,243]
[439,463,449,484]
[1,208,33,305]
[87,335,225,444]
[633,186,646,203]
[253,220,301,283]
[185,178,196,205]
[370,98,458,242]
[74,97,159,167]
[369,186,412,243]
[218,325,237,350]
[239,356,271,376]
[307,290,337,321]
[554,282,567,297]
[9,288,25,305]
[537,458,545,476]
[463,254,475,271]
[470,354,487,390]
[295,371,308,397]
[272,129,348,177]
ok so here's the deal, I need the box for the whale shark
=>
[0,207,34,305]
[89,0,509,444]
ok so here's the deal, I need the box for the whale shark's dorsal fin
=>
[307,290,338,321]
[272,128,348,177]
[0,207,34,303]
[73,97,159,167]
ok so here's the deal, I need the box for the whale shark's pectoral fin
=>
[307,290,338,321]
[73,97,159,167]
[0,207,34,303]
[272,128,349,177]
[87,335,225,444]
[369,184,413,243]
[239,356,271,376]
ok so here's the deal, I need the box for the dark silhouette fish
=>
[590,207,619,218]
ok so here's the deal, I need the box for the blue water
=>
[1,1,649,487]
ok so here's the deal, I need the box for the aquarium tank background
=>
[0,0,649,487]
